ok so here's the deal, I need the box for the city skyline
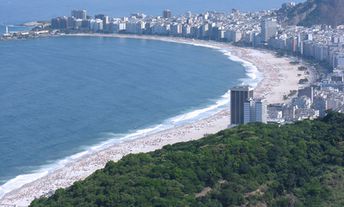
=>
[0,0,304,24]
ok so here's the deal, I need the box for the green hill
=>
[278,0,344,27]
[30,112,344,207]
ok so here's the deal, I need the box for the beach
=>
[0,34,316,206]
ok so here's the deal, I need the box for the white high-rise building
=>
[261,18,278,42]
[171,23,182,36]
[244,99,255,124]
[255,100,267,123]
[92,19,103,32]
[244,99,267,124]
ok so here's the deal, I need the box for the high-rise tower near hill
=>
[163,10,172,19]
[230,85,254,125]
[244,99,267,124]
[261,18,278,43]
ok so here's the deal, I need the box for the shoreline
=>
[0,34,316,206]
[64,33,318,103]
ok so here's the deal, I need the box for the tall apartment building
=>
[255,100,267,123]
[261,18,278,43]
[71,10,87,20]
[244,99,267,124]
[230,86,254,125]
[163,10,172,19]
[51,16,68,29]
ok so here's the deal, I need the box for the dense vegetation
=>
[278,0,344,27]
[31,112,344,207]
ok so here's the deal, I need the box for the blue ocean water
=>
[0,36,247,190]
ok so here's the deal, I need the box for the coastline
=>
[0,34,316,206]
[65,33,317,104]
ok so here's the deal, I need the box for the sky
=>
[0,0,305,24]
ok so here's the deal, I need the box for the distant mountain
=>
[31,112,344,207]
[278,0,344,27]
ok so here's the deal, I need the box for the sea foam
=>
[170,39,263,87]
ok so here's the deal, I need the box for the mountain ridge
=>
[278,0,344,27]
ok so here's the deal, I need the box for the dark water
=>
[0,36,247,191]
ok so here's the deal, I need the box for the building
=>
[244,99,267,124]
[81,19,91,30]
[230,85,254,125]
[67,17,75,29]
[261,18,278,43]
[182,24,191,37]
[244,99,255,124]
[331,75,343,83]
[255,100,267,123]
[225,30,242,42]
[126,21,145,34]
[51,16,68,29]
[95,14,105,20]
[283,105,297,122]
[103,16,110,25]
[163,10,172,19]
[89,19,103,32]
[71,10,87,20]
[73,19,83,30]
[298,86,314,103]
[171,23,183,36]
[313,96,328,117]
[267,103,284,122]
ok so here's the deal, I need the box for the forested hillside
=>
[31,112,344,207]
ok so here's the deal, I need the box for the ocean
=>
[0,34,259,197]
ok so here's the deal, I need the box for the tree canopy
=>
[31,112,344,207]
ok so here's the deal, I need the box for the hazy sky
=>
[0,0,305,24]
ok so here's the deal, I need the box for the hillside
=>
[30,112,344,207]
[278,0,344,27]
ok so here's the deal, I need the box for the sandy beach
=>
[0,34,316,206]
